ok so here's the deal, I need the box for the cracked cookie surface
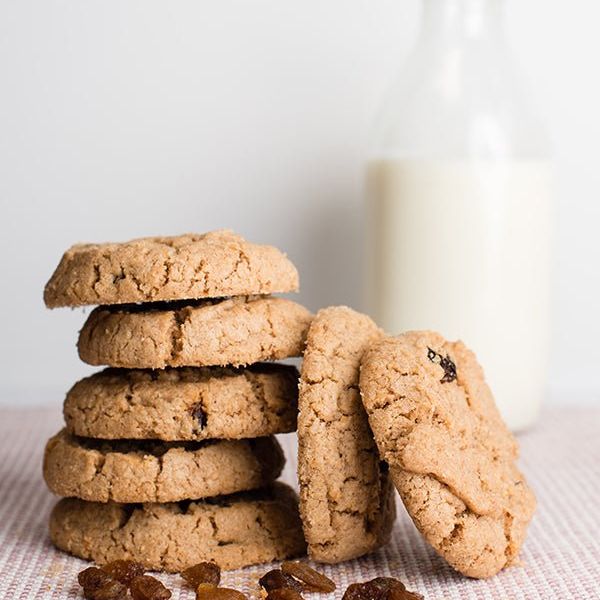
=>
[359,331,536,578]
[44,230,299,308]
[297,306,396,563]
[49,483,307,571]
[77,296,312,368]
[44,429,284,503]
[64,364,298,441]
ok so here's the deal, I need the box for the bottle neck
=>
[420,0,505,41]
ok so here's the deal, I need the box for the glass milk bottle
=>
[366,0,553,430]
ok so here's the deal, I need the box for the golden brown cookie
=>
[359,331,536,578]
[49,483,307,571]
[77,296,312,368]
[44,429,284,503]
[297,306,396,563]
[64,364,298,441]
[44,230,299,308]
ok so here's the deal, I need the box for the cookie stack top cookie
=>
[43,230,309,572]
[44,229,299,307]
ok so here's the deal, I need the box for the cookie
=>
[359,331,536,578]
[297,306,396,563]
[44,230,299,308]
[64,364,298,441]
[77,296,312,369]
[44,429,284,503]
[50,483,306,571]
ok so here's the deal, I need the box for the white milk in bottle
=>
[366,0,554,430]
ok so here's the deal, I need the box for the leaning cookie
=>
[297,306,396,563]
[359,331,536,578]
[43,429,284,503]
[77,296,312,369]
[50,483,306,571]
[64,364,298,441]
[44,230,299,308]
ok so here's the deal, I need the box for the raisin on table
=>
[281,561,336,593]
[196,584,248,600]
[266,589,304,600]
[181,562,221,587]
[130,575,172,600]
[387,587,424,600]
[102,560,146,584]
[342,577,423,600]
[77,567,128,600]
[259,569,303,593]
[88,581,129,600]
[78,567,113,591]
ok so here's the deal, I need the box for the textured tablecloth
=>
[0,406,598,599]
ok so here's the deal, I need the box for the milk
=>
[366,158,553,431]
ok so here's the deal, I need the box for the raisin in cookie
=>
[359,331,536,578]
[297,306,396,563]
[44,429,284,503]
[64,364,298,441]
[50,483,306,571]
[77,296,312,369]
[44,230,299,308]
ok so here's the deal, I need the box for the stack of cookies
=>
[41,229,536,582]
[42,231,312,572]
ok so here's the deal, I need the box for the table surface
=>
[0,406,598,600]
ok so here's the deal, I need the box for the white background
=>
[0,1,598,406]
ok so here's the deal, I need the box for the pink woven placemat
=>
[0,405,598,599]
